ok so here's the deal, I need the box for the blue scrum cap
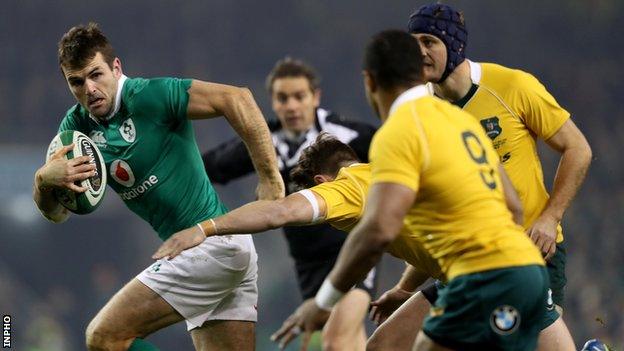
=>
[407,3,467,83]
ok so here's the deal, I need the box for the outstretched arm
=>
[152,191,327,260]
[187,80,284,200]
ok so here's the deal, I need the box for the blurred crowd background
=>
[1,0,622,350]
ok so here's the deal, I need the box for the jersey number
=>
[461,131,497,190]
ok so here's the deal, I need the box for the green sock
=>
[128,338,160,351]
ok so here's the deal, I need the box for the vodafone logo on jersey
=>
[110,160,135,187]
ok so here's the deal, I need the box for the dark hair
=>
[363,30,424,90]
[266,57,320,94]
[58,22,115,71]
[290,133,360,190]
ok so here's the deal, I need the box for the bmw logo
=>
[490,305,520,335]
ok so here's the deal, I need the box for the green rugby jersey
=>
[58,76,228,240]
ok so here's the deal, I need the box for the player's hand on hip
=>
[527,214,558,260]
[152,225,205,260]
[271,298,330,350]
[255,176,285,200]
[37,144,96,193]
[369,285,414,325]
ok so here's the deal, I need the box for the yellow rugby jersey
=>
[458,61,569,242]
[370,85,544,280]
[308,163,443,279]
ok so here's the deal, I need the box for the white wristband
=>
[315,279,344,312]
[196,223,206,236]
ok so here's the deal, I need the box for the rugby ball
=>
[45,130,107,214]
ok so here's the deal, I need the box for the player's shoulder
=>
[338,163,370,179]
[63,103,85,119]
[60,103,89,130]
[123,77,190,100]
[480,62,543,93]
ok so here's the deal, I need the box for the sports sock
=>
[128,338,160,351]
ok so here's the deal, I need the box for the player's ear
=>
[112,57,123,78]
[363,70,377,93]
[313,174,332,185]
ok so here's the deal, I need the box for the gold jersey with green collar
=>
[370,85,544,281]
[458,61,570,242]
[304,163,442,279]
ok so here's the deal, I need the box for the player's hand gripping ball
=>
[46,130,107,214]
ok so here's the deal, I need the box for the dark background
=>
[1,1,622,350]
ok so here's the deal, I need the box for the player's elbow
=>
[231,86,255,107]
[581,142,593,166]
[363,217,399,248]
[43,210,70,224]
[567,136,593,167]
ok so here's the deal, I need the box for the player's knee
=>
[85,319,127,351]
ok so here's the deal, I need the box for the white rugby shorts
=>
[137,234,258,330]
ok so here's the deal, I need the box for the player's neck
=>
[377,89,403,122]
[433,60,472,102]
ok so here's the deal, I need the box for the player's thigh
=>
[536,316,575,351]
[88,278,184,339]
[367,291,431,351]
[413,331,454,351]
[190,320,255,351]
[323,288,371,339]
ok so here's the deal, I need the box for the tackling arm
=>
[186,80,284,200]
[200,191,327,235]
[152,191,327,260]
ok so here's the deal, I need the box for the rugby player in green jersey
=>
[33,23,284,351]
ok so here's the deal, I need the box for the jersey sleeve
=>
[512,72,570,140]
[369,111,426,192]
[310,177,363,223]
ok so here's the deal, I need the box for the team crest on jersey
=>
[110,159,135,187]
[490,305,520,335]
[119,118,136,143]
[480,117,502,140]
[89,131,107,146]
